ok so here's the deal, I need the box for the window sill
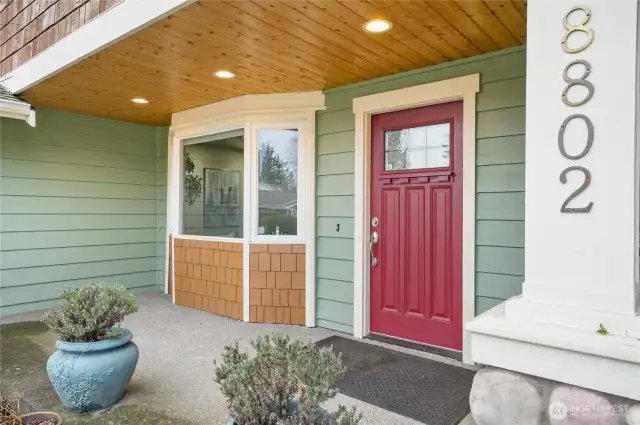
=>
[176,234,243,243]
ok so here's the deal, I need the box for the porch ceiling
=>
[20,0,527,126]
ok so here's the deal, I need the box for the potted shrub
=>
[215,333,362,425]
[42,284,139,413]
[1,391,62,424]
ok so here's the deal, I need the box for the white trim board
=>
[2,0,197,94]
[352,74,480,364]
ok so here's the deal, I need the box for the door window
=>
[384,122,450,171]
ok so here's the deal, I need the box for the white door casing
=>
[352,74,479,363]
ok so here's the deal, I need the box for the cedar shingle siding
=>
[0,0,121,76]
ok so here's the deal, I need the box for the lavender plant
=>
[42,284,138,342]
[214,334,362,425]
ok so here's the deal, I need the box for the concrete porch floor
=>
[0,292,476,425]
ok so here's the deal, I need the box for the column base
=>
[470,367,638,425]
[467,297,640,400]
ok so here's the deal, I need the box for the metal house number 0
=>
[559,6,594,213]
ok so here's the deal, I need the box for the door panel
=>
[369,101,463,351]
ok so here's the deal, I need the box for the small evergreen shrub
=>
[43,284,138,342]
[215,334,362,425]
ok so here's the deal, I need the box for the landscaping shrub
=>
[215,333,361,425]
[42,284,138,342]
[0,391,20,425]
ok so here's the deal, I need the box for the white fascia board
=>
[2,0,197,94]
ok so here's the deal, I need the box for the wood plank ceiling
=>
[21,0,527,126]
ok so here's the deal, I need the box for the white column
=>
[467,0,640,400]
[519,0,639,316]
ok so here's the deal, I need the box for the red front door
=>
[369,101,463,351]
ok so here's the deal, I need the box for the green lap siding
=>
[316,47,526,334]
[0,109,169,315]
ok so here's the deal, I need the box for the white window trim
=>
[250,121,307,244]
[166,92,324,327]
[352,74,479,364]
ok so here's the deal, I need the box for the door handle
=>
[370,231,379,266]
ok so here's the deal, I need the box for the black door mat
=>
[316,336,475,425]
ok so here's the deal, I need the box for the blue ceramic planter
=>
[46,327,139,412]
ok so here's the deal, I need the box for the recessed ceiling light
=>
[215,70,236,79]
[363,19,392,33]
[131,98,149,104]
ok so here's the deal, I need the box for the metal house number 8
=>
[559,6,594,213]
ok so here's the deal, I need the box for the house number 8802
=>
[559,6,594,213]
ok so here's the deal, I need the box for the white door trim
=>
[352,74,479,364]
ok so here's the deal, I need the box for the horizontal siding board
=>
[476,272,523,299]
[1,177,157,199]
[158,185,168,200]
[1,257,159,287]
[2,197,158,215]
[317,196,354,217]
[2,214,157,232]
[317,109,354,135]
[1,141,157,171]
[476,220,524,248]
[317,237,354,261]
[316,318,353,334]
[35,109,157,141]
[476,136,525,166]
[317,152,355,176]
[317,174,355,196]
[1,229,158,250]
[477,164,525,193]
[2,123,157,156]
[2,243,158,269]
[318,217,354,238]
[0,285,158,316]
[476,192,525,220]
[0,272,158,307]
[325,48,526,110]
[156,127,170,157]
[476,246,524,276]
[317,258,353,283]
[0,158,158,185]
[475,296,505,315]
[476,77,526,112]
[0,109,165,313]
[476,106,526,139]
[317,278,354,304]
[317,298,354,326]
[317,130,355,155]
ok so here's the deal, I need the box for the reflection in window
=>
[384,123,450,171]
[183,130,244,238]
[258,129,298,236]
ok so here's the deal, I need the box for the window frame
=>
[250,121,307,244]
[179,126,246,241]
[171,113,313,245]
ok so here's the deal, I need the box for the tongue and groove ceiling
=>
[20,0,527,126]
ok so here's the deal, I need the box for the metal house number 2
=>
[559,6,594,213]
